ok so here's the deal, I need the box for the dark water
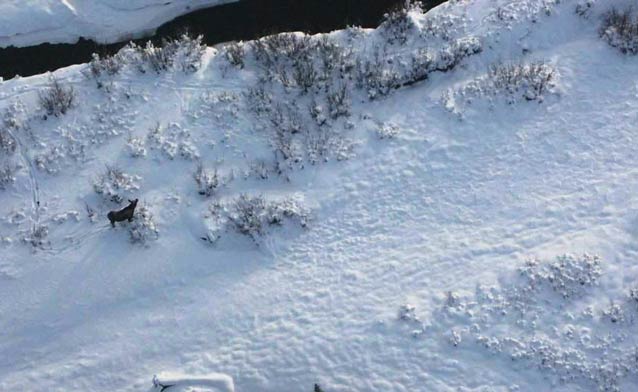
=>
[0,0,445,81]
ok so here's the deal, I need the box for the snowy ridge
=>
[1,0,638,391]
[0,0,237,48]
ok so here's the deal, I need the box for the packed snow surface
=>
[1,0,638,391]
[0,0,237,48]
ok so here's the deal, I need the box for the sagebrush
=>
[38,77,75,117]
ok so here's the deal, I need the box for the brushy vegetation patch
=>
[402,254,638,392]
[85,52,125,88]
[128,204,159,246]
[193,163,232,198]
[38,77,75,118]
[228,194,309,243]
[222,41,246,69]
[0,127,17,156]
[380,0,423,45]
[204,194,310,245]
[0,163,18,191]
[124,34,206,74]
[93,165,141,204]
[146,122,199,161]
[442,60,557,112]
[84,33,206,85]
[599,7,638,55]
[22,224,50,250]
[235,2,483,174]
[487,62,556,101]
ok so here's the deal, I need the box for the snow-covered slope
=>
[1,0,638,391]
[0,0,236,48]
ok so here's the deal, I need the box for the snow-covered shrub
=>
[435,37,482,73]
[252,33,314,69]
[376,122,400,139]
[380,1,422,45]
[326,84,351,119]
[138,41,176,73]
[309,101,328,127]
[272,127,302,170]
[418,253,638,391]
[403,49,434,86]
[266,197,310,228]
[519,254,602,299]
[248,160,275,180]
[354,37,481,101]
[2,100,28,131]
[488,61,555,101]
[126,134,147,158]
[228,194,267,241]
[194,163,220,197]
[146,122,199,160]
[128,204,159,246]
[304,126,345,164]
[85,52,124,87]
[38,77,75,117]
[23,224,49,249]
[444,61,556,110]
[227,194,309,243]
[223,41,245,69]
[0,163,17,190]
[172,34,207,73]
[602,300,625,324]
[293,56,319,94]
[490,0,560,25]
[355,53,401,100]
[630,287,638,307]
[245,86,273,116]
[133,34,206,74]
[421,6,464,41]
[599,8,638,55]
[0,127,17,156]
[269,104,303,152]
[575,0,596,18]
[93,165,141,204]
[34,145,65,174]
[316,36,354,78]
[398,303,420,322]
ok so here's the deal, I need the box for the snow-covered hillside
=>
[0,0,236,48]
[1,0,638,391]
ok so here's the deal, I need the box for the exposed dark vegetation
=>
[380,0,423,44]
[0,163,17,190]
[488,61,555,101]
[222,41,246,69]
[599,7,638,54]
[38,77,75,118]
[194,163,221,198]
[0,128,17,156]
[229,194,309,242]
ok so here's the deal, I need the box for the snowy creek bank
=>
[0,0,446,80]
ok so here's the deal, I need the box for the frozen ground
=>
[1,0,638,391]
[0,0,236,48]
